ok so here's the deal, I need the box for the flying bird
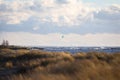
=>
[61,35,64,38]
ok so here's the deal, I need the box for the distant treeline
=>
[0,45,29,50]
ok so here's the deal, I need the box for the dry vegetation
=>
[0,48,120,80]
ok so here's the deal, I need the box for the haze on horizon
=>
[0,0,120,46]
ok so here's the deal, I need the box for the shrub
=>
[5,61,13,68]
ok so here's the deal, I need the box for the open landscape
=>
[0,46,120,80]
[0,0,120,80]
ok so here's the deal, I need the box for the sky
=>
[0,0,120,46]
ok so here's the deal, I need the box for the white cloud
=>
[0,0,120,27]
[0,0,94,26]
[94,4,120,21]
[0,32,120,46]
[0,0,33,24]
[33,26,40,31]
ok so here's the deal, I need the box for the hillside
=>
[0,48,120,80]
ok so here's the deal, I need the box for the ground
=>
[0,46,120,80]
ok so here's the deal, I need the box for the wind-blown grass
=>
[0,48,120,80]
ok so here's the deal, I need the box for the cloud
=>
[0,32,120,46]
[0,0,33,24]
[94,4,120,22]
[0,0,94,26]
[0,0,120,27]
[33,26,40,31]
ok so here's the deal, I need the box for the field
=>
[0,47,120,80]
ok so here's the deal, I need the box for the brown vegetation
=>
[0,48,120,80]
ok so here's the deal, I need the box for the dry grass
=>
[0,48,120,80]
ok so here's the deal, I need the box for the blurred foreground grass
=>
[0,48,120,80]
